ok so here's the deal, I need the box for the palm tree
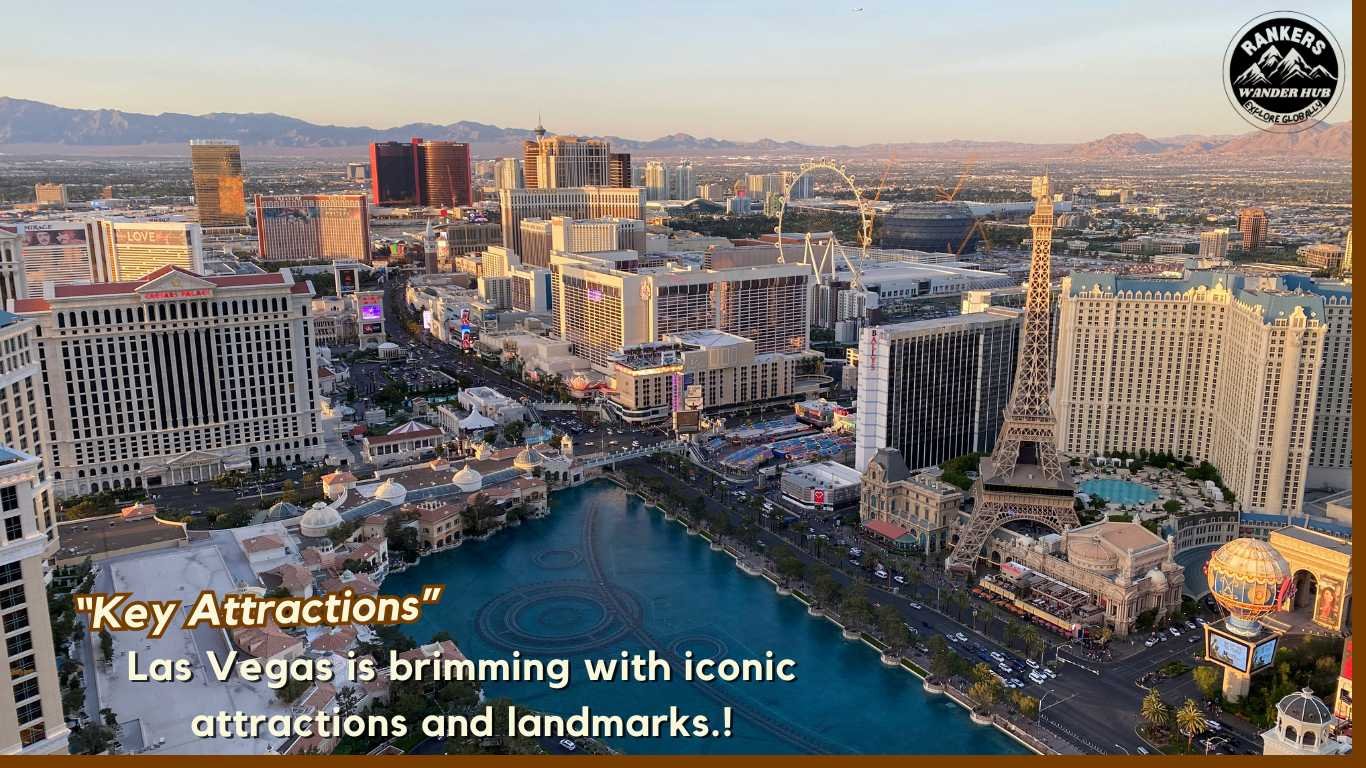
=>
[1140,688,1170,734]
[1175,698,1208,750]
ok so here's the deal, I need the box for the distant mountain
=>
[1209,120,1352,158]
[1071,132,1176,158]
[0,97,1351,160]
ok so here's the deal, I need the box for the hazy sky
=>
[1,1,1352,144]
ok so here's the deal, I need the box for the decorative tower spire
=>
[944,174,1077,576]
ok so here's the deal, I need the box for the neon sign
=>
[143,289,212,300]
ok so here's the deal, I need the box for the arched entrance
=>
[1292,569,1318,612]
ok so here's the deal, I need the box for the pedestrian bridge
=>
[579,441,680,469]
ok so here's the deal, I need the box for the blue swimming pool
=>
[1079,478,1159,506]
[384,481,1024,754]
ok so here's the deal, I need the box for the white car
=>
[1025,659,1040,670]
[1145,638,1157,647]
[909,602,923,610]
[559,739,577,751]
[990,651,1005,662]
[1042,667,1057,679]
[892,575,907,585]
[874,569,889,579]
[1028,672,1047,684]
[1168,627,1181,637]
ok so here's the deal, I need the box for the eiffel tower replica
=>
[944,176,1077,576]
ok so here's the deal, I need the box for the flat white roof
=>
[783,460,862,488]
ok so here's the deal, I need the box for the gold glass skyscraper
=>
[189,140,247,227]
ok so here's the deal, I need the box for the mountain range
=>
[0,97,1351,160]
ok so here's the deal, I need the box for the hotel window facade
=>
[14,267,324,497]
[1055,272,1327,515]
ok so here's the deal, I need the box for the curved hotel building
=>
[13,266,325,497]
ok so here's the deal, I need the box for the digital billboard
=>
[1207,633,1249,671]
[1252,636,1278,672]
[360,304,383,321]
[334,263,361,295]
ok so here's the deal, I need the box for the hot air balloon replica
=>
[1202,538,1294,701]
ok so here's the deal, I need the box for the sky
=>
[0,1,1352,145]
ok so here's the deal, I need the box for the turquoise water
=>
[384,481,1024,754]
[1079,478,1159,506]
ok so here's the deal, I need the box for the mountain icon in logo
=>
[1233,45,1337,87]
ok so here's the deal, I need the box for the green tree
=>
[1141,688,1171,732]
[1176,698,1208,750]
[811,569,842,608]
[968,678,1002,709]
[774,551,805,586]
[69,725,116,755]
[838,586,873,630]
[1192,665,1222,700]
[98,628,114,663]
[1012,692,1040,719]
[876,604,910,654]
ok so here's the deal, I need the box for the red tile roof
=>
[863,518,912,541]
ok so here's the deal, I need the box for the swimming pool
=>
[1079,478,1159,506]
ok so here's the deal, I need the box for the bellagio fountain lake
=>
[384,480,1024,754]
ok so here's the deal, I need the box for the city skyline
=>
[0,1,1352,145]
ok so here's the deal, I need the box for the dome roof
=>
[452,464,483,493]
[1205,538,1291,624]
[1068,538,1118,573]
[264,501,302,522]
[373,479,407,504]
[514,444,545,471]
[298,502,343,538]
[1277,688,1333,725]
[1145,568,1168,588]
[569,374,591,391]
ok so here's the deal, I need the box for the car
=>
[1168,627,1181,637]
[997,662,1011,674]
[990,651,1005,662]
[559,739,577,751]
[954,633,968,643]
[1042,667,1057,678]
[1136,747,1150,755]
[1185,621,1197,630]
[1009,678,1026,688]
[892,575,906,585]
[1028,671,1047,684]
[848,547,863,556]
[1145,638,1157,647]
[909,602,923,610]
[874,569,888,579]
[631,440,641,448]
[849,559,862,567]
[1025,659,1040,670]
[1205,720,1222,731]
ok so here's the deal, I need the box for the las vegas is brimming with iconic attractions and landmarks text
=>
[0,1,1355,759]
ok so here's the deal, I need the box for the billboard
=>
[20,222,86,247]
[1207,632,1249,671]
[334,263,361,295]
[360,304,383,321]
[1202,623,1275,674]
[1251,636,1278,672]
[673,410,701,434]
[112,226,189,247]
